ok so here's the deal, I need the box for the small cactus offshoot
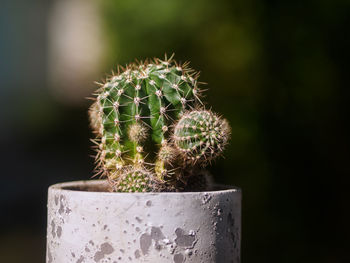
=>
[111,168,155,193]
[174,110,231,166]
[89,55,231,192]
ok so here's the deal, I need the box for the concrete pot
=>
[46,180,241,263]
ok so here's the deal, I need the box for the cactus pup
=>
[89,55,231,192]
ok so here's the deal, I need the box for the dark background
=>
[1,0,349,262]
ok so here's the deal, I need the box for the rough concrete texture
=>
[46,180,241,263]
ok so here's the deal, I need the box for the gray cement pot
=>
[46,180,241,263]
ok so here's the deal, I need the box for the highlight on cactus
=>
[88,54,231,192]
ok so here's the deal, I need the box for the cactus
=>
[173,110,231,166]
[111,168,155,192]
[89,55,230,192]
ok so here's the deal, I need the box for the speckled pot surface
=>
[46,180,241,263]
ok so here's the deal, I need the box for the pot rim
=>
[49,180,241,195]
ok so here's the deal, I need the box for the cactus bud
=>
[88,101,103,137]
[158,144,179,164]
[128,123,148,143]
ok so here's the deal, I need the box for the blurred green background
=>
[0,0,349,262]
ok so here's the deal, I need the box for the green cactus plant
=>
[89,55,230,192]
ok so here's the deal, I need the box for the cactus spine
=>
[89,55,230,192]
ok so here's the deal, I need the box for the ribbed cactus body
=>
[174,110,231,165]
[90,57,202,191]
